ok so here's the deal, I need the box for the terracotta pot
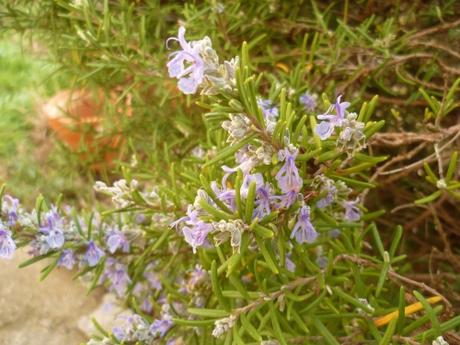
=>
[41,88,129,170]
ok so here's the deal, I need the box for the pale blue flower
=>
[316,95,350,140]
[85,240,105,266]
[316,184,336,209]
[344,199,361,221]
[105,228,130,254]
[58,249,76,270]
[258,98,279,119]
[285,254,296,272]
[172,204,213,253]
[0,226,15,259]
[291,206,318,244]
[187,264,209,290]
[240,173,264,198]
[329,229,341,238]
[182,221,213,253]
[2,195,19,226]
[40,208,65,249]
[211,181,236,211]
[150,319,173,337]
[316,256,328,269]
[299,91,317,112]
[276,147,303,194]
[276,190,299,209]
[171,205,199,229]
[166,26,205,94]
[103,258,131,296]
[144,265,162,291]
[253,183,273,219]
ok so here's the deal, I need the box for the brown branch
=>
[370,124,460,147]
[409,18,460,40]
[334,254,452,312]
[233,276,316,316]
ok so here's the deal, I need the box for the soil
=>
[0,249,103,345]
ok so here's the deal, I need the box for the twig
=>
[409,18,460,40]
[378,127,460,176]
[370,124,460,147]
[233,276,316,316]
[334,254,452,311]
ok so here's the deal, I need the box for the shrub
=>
[0,1,459,344]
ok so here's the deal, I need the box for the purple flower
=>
[344,199,361,221]
[186,265,209,292]
[144,267,162,291]
[257,98,279,121]
[258,98,279,133]
[0,226,16,259]
[167,26,205,94]
[141,298,153,313]
[211,181,236,211]
[276,190,300,209]
[113,314,151,342]
[276,147,303,194]
[316,256,328,269]
[105,228,130,254]
[299,91,317,112]
[84,240,105,266]
[150,318,173,337]
[253,183,273,219]
[103,258,131,296]
[58,249,76,270]
[285,254,296,272]
[182,221,213,253]
[291,206,318,244]
[40,208,65,249]
[240,173,264,198]
[172,204,213,254]
[171,205,199,230]
[2,195,19,226]
[329,229,341,238]
[316,95,350,140]
[112,326,128,341]
[316,184,336,209]
[132,282,154,313]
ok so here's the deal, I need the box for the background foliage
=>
[0,0,459,344]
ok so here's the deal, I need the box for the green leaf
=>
[203,134,256,168]
[389,225,403,259]
[240,313,262,342]
[414,190,442,204]
[445,151,458,182]
[370,223,385,259]
[188,308,229,318]
[376,252,390,297]
[19,251,56,268]
[172,318,217,326]
[364,120,385,138]
[269,303,288,345]
[252,224,274,239]
[39,255,60,281]
[199,198,233,220]
[313,318,340,345]
[245,181,256,223]
[396,286,406,333]
[379,319,397,345]
[414,314,460,341]
[423,162,438,184]
[413,291,441,338]
[257,239,279,274]
[364,95,379,123]
[333,287,374,314]
[211,260,230,310]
